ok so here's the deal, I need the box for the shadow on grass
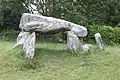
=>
[35,48,72,58]
[15,47,107,70]
[16,48,72,70]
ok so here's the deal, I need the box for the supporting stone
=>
[13,31,36,59]
[23,32,36,59]
[94,33,104,51]
[13,31,30,48]
[67,31,80,52]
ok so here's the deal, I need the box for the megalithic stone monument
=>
[67,31,80,52]
[94,33,104,51]
[13,13,88,58]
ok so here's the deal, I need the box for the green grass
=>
[0,40,120,80]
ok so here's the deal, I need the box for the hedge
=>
[86,25,120,45]
[0,29,19,41]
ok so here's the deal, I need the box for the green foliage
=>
[1,0,120,30]
[0,29,19,40]
[46,0,120,26]
[114,27,120,44]
[87,25,120,44]
[0,0,27,30]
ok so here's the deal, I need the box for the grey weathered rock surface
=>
[13,31,36,58]
[67,31,80,52]
[94,33,104,51]
[13,31,30,48]
[14,13,88,58]
[80,44,92,51]
[23,32,36,58]
[19,13,87,37]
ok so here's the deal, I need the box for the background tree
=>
[1,0,120,31]
[1,0,27,30]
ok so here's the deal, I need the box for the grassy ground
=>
[0,40,120,80]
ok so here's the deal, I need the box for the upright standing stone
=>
[13,31,30,48]
[23,32,36,59]
[67,31,80,52]
[94,33,104,51]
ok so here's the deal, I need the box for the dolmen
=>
[13,13,88,58]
